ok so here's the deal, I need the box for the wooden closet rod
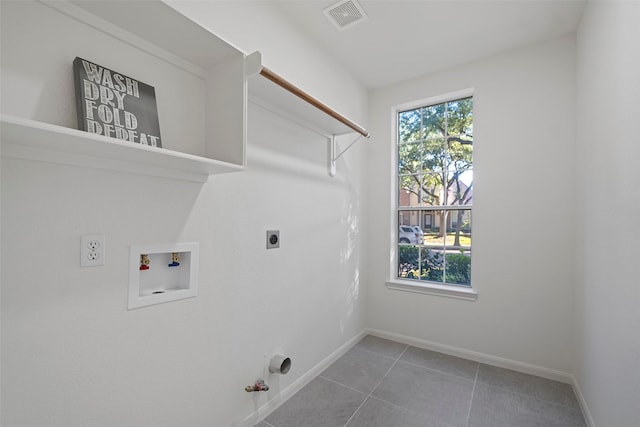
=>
[259,67,370,138]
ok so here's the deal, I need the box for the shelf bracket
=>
[329,133,363,177]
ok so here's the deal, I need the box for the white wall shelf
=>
[0,115,243,182]
[0,0,247,182]
[1,0,369,181]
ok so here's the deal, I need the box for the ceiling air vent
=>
[323,0,368,31]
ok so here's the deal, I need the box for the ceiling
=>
[273,0,587,89]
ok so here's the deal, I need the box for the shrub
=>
[397,246,470,285]
[445,253,471,285]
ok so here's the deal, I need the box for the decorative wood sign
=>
[73,57,162,147]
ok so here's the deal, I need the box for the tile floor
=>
[255,335,586,427]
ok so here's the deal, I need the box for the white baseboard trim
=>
[365,328,574,384]
[237,329,367,427]
[569,374,596,427]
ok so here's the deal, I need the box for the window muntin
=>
[397,96,473,287]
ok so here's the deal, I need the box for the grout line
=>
[364,395,457,427]
[351,344,405,362]
[358,342,480,382]
[329,376,455,427]
[372,344,409,394]
[396,358,479,382]
[319,376,419,425]
[343,345,409,426]
[320,368,429,421]
[318,375,369,396]
[341,344,463,426]
[464,363,480,427]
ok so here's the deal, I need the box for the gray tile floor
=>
[256,335,586,427]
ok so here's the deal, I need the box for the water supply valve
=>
[245,379,269,392]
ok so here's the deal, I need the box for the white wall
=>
[574,2,640,426]
[0,2,367,426]
[364,36,577,373]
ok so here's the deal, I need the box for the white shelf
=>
[0,0,247,181]
[65,0,240,72]
[0,115,242,182]
[1,0,369,180]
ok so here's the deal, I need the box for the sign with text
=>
[73,57,162,147]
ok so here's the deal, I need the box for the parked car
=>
[409,225,424,243]
[399,225,422,244]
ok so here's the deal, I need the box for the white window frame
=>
[386,89,477,301]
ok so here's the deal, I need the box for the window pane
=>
[447,176,473,206]
[422,209,447,243]
[419,173,444,206]
[398,214,422,244]
[445,252,471,286]
[398,109,422,143]
[447,209,472,251]
[422,210,435,233]
[398,178,420,207]
[421,209,471,249]
[445,97,473,141]
[398,142,422,175]
[423,138,447,173]
[422,104,445,139]
[449,170,473,206]
[420,247,444,283]
[398,244,420,278]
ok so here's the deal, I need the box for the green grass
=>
[423,233,471,247]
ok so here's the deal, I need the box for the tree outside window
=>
[397,96,473,286]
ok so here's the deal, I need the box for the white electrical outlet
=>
[81,234,105,267]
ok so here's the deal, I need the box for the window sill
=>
[385,279,478,301]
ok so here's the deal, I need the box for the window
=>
[395,94,473,289]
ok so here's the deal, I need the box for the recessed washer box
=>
[128,242,199,309]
